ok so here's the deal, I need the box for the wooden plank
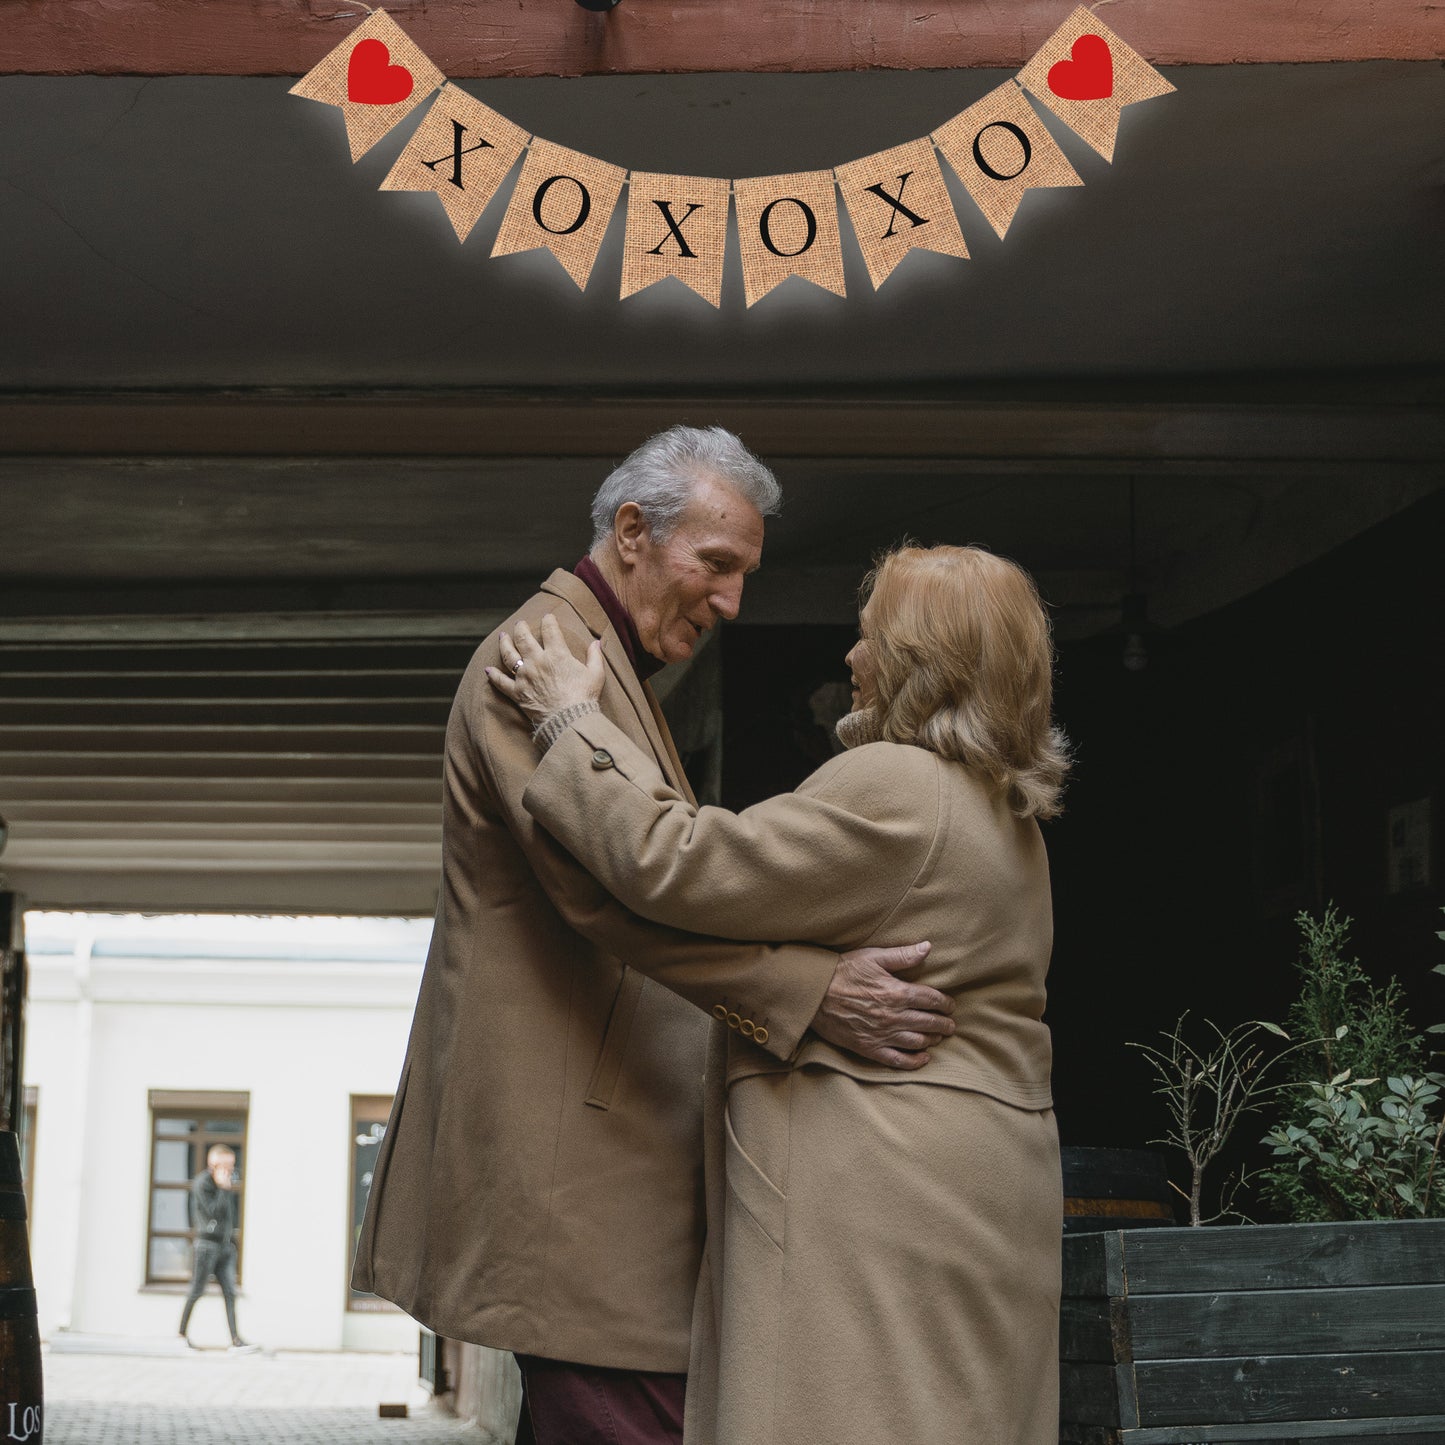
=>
[0,669,460,699]
[1062,1297,1134,1366]
[0,726,443,754]
[1061,1361,1135,1429]
[0,0,1438,76]
[0,613,499,645]
[1,776,438,803]
[11,822,439,844]
[1134,1349,1445,1427]
[1128,1284,1445,1361]
[0,643,473,672]
[0,752,437,780]
[1112,1415,1445,1443]
[1067,1212,1177,1233]
[1119,1221,1445,1294]
[3,840,441,865]
[2,801,437,825]
[1065,1231,1126,1299]
[3,395,1443,462]
[0,700,451,727]
[1063,1148,1172,1200]
[0,864,439,916]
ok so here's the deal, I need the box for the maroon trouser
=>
[513,1354,685,1445]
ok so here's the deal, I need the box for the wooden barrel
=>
[0,1132,42,1444]
[1061,1146,1176,1233]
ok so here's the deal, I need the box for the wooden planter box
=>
[1060,1218,1445,1444]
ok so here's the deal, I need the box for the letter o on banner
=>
[491,139,626,291]
[972,120,1033,182]
[759,197,818,258]
[532,174,592,236]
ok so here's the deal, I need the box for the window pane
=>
[19,1095,37,1203]
[349,1105,391,1308]
[151,1188,191,1232]
[155,1117,196,1138]
[153,1140,194,1184]
[206,1119,244,1136]
[150,1236,192,1282]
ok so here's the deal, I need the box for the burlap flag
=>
[379,88,530,243]
[733,172,847,308]
[491,139,626,291]
[932,82,1082,240]
[834,139,968,291]
[620,173,731,307]
[289,10,446,163]
[1016,6,1175,163]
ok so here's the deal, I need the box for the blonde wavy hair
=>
[861,543,1071,819]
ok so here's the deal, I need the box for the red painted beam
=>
[1,0,1441,77]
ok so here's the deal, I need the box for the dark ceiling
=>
[0,62,1442,386]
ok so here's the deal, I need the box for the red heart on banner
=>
[347,38,415,106]
[1047,34,1114,101]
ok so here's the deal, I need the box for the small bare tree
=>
[1128,1014,1324,1225]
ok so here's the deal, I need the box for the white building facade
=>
[22,911,427,1354]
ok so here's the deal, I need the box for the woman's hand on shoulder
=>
[486,613,605,727]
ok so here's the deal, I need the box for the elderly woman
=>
[487,543,1068,1445]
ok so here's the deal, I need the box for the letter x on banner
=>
[380,89,530,242]
[290,5,1174,305]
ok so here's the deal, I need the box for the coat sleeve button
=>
[739,1019,755,1038]
[712,1004,728,1020]
[726,1012,741,1030]
[753,1026,769,1046]
[591,749,614,770]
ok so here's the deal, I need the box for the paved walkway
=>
[43,1346,486,1445]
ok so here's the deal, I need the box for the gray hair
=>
[589,425,782,550]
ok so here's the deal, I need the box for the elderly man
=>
[353,426,953,1445]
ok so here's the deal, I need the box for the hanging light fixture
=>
[574,0,622,10]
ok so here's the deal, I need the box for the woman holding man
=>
[489,542,1068,1445]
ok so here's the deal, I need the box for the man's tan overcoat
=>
[524,712,1063,1445]
[351,571,836,1371]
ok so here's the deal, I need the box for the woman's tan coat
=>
[525,711,1063,1445]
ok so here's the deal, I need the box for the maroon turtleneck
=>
[574,555,665,683]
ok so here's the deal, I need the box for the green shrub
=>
[1260,906,1444,1221]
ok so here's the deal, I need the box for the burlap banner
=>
[733,172,847,307]
[293,8,1175,302]
[289,9,445,163]
[621,173,731,306]
[835,139,968,290]
[380,89,530,243]
[932,82,1082,240]
[491,139,627,291]
[1017,6,1176,163]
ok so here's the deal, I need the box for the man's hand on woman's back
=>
[811,943,954,1070]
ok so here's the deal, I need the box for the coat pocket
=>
[723,1102,786,1251]
[717,1103,787,1445]
[584,966,645,1110]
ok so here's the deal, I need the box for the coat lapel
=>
[643,684,698,808]
[540,569,686,796]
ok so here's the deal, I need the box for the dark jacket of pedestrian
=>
[190,1170,239,1247]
